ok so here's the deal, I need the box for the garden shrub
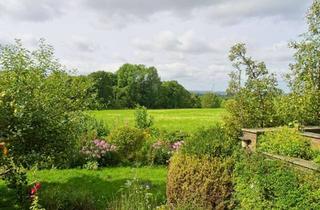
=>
[81,139,118,167]
[108,126,146,162]
[167,125,239,209]
[181,125,238,158]
[167,153,235,209]
[258,127,315,160]
[233,153,320,209]
[0,40,93,168]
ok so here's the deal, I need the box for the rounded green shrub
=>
[167,125,239,209]
[258,127,315,160]
[107,126,145,162]
[167,153,234,209]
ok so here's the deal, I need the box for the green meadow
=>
[90,108,227,132]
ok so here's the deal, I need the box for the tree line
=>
[83,63,223,109]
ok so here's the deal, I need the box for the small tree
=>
[225,43,281,132]
[134,105,153,129]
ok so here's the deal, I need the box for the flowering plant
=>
[149,140,184,165]
[81,139,117,166]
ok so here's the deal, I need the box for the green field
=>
[90,108,226,132]
[0,167,167,209]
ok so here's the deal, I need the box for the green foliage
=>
[167,153,235,209]
[225,43,281,132]
[0,40,93,168]
[116,64,161,108]
[284,0,320,125]
[134,106,153,129]
[181,125,238,158]
[258,127,315,160]
[0,156,28,208]
[107,126,146,162]
[88,71,116,109]
[158,81,193,108]
[233,153,320,209]
[200,92,221,108]
[83,161,99,170]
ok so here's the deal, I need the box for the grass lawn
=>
[0,167,167,210]
[90,108,226,132]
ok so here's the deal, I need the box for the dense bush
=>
[167,153,235,209]
[167,126,239,209]
[0,40,93,168]
[108,126,146,162]
[233,153,320,209]
[258,127,315,160]
[181,125,238,158]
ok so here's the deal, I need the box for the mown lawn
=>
[0,167,167,210]
[90,108,226,132]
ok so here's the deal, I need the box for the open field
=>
[0,167,167,210]
[90,108,227,132]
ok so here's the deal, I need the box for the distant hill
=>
[190,90,227,96]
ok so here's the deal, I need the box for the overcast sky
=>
[0,0,313,91]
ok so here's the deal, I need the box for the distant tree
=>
[88,71,116,109]
[190,93,201,108]
[201,93,222,108]
[158,81,193,108]
[116,64,161,108]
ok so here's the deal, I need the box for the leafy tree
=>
[88,71,116,109]
[116,64,161,108]
[158,81,193,108]
[283,0,320,125]
[225,43,281,131]
[200,92,222,108]
[0,39,92,167]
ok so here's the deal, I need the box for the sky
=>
[0,0,314,91]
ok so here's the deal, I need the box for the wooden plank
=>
[262,152,320,172]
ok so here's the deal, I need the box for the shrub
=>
[108,126,146,162]
[0,40,93,168]
[258,127,315,160]
[167,125,239,209]
[233,153,320,209]
[81,139,118,167]
[167,153,235,209]
[181,125,238,158]
[134,105,153,129]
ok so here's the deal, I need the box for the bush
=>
[233,153,320,209]
[167,153,235,209]
[108,126,146,162]
[81,139,118,167]
[167,126,239,209]
[0,40,93,168]
[134,105,153,129]
[181,125,238,158]
[258,127,315,160]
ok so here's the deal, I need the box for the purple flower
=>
[171,141,184,151]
